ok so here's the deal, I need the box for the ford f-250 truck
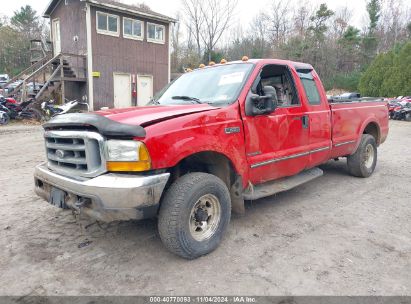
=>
[34,58,388,259]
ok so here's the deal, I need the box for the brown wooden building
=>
[43,0,175,110]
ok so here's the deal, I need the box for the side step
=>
[243,167,324,200]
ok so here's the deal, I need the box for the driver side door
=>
[241,64,310,184]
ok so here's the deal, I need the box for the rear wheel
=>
[347,134,377,178]
[158,172,231,259]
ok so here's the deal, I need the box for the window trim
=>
[96,11,120,37]
[123,17,144,41]
[147,22,165,44]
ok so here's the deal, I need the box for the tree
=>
[266,0,291,48]
[362,0,381,62]
[10,5,41,39]
[358,42,411,97]
[308,3,334,42]
[199,0,238,62]
[338,26,361,71]
[182,0,204,58]
[293,4,311,36]
[171,14,182,72]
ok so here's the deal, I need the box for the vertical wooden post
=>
[60,55,65,104]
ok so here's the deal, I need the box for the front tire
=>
[347,134,377,178]
[158,172,231,259]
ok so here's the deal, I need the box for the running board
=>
[243,167,324,200]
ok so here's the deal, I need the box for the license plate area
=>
[49,187,69,209]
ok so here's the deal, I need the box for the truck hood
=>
[95,104,218,127]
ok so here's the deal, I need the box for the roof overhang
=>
[43,0,177,23]
[43,0,61,17]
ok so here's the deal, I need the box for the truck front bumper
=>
[34,163,170,222]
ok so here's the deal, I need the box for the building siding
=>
[50,0,87,55]
[90,6,169,109]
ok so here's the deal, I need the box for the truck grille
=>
[44,130,106,178]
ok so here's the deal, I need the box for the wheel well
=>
[169,151,237,188]
[363,122,380,145]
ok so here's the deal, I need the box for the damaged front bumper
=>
[34,163,170,222]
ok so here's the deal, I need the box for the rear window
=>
[298,72,321,105]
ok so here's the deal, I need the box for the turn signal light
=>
[106,161,151,172]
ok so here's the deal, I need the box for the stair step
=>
[243,167,324,200]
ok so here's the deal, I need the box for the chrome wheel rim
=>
[364,144,374,169]
[189,194,221,241]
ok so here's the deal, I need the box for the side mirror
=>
[245,92,277,116]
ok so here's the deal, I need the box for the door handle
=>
[301,115,309,129]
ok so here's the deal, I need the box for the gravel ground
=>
[0,121,410,296]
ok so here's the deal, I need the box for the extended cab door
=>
[296,69,332,167]
[241,64,310,185]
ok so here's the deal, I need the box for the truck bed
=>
[329,100,389,159]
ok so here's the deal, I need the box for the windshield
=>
[154,63,254,106]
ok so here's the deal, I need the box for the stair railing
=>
[19,53,61,102]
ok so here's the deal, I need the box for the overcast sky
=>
[1,0,371,28]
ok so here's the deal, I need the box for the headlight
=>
[105,140,151,172]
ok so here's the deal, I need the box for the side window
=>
[123,18,144,40]
[96,11,119,36]
[256,65,300,107]
[299,72,321,105]
[147,23,165,44]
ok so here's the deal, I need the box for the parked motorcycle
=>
[392,102,411,121]
[0,97,42,121]
[0,111,10,125]
[41,99,89,119]
[388,101,402,119]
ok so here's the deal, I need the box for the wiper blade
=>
[171,95,202,104]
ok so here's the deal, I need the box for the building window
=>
[123,18,144,40]
[96,11,119,36]
[147,23,165,44]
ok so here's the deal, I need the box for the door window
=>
[254,65,300,107]
[298,72,321,105]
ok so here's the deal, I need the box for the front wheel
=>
[158,172,231,259]
[347,134,377,178]
[0,112,10,125]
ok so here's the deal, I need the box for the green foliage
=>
[10,5,40,38]
[0,26,30,75]
[0,5,44,76]
[203,50,224,64]
[340,26,361,46]
[359,42,411,97]
[366,0,380,32]
[308,4,334,42]
[362,0,381,62]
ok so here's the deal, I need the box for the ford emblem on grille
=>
[55,149,66,159]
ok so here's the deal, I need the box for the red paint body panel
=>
[94,59,389,189]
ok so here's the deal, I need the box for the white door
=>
[113,73,132,108]
[52,19,61,55]
[137,75,153,106]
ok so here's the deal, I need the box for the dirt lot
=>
[0,121,410,296]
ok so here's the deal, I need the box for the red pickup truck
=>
[34,58,388,259]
